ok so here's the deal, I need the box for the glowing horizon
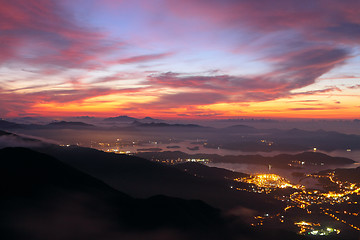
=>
[1,0,360,119]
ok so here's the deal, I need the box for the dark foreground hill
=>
[34,145,282,211]
[0,147,306,240]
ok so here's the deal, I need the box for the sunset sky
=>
[1,0,360,119]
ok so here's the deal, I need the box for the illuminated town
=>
[234,173,360,235]
[60,139,359,237]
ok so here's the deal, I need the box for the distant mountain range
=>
[0,118,207,130]
[46,121,95,129]
[132,120,206,128]
[2,118,360,152]
[0,119,96,130]
[103,115,164,123]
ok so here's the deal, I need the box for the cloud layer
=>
[0,0,359,118]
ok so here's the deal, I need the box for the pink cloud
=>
[0,0,121,70]
[143,47,348,106]
[113,52,173,65]
[165,0,360,44]
[0,0,358,118]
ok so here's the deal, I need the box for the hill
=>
[34,145,282,211]
[0,147,228,240]
[173,162,248,180]
[137,151,355,169]
[46,121,95,129]
[0,147,306,240]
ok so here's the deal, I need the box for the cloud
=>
[143,47,348,106]
[114,53,173,64]
[293,87,342,96]
[289,107,341,111]
[0,0,122,70]
[165,0,360,45]
[0,0,359,118]
[348,85,360,89]
[0,86,144,117]
[147,92,228,108]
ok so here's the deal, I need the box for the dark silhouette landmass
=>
[319,167,360,184]
[2,119,360,152]
[34,145,281,211]
[0,147,307,240]
[173,162,248,180]
[46,121,95,129]
[136,151,355,168]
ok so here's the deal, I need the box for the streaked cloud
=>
[0,0,359,118]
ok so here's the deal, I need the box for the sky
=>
[1,0,360,119]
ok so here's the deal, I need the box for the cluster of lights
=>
[152,158,210,165]
[294,221,340,235]
[236,174,303,190]
[235,172,360,234]
[185,158,209,163]
[308,228,340,236]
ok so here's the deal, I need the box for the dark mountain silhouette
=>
[2,118,360,152]
[204,127,360,152]
[0,147,228,239]
[0,129,12,136]
[103,115,137,122]
[34,145,281,211]
[132,121,208,129]
[140,116,164,122]
[137,151,355,168]
[0,130,45,148]
[46,121,95,129]
[319,166,360,184]
[0,147,306,240]
[0,119,95,130]
[103,115,165,124]
[0,119,24,129]
[173,162,248,180]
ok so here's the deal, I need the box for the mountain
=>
[34,145,281,211]
[46,121,95,129]
[0,120,96,130]
[173,162,248,180]
[137,151,355,168]
[267,128,360,151]
[8,117,53,125]
[0,147,307,240]
[103,115,137,122]
[275,152,355,165]
[132,121,207,129]
[203,127,360,152]
[140,116,164,123]
[0,129,12,136]
[319,166,360,184]
[218,118,277,123]
[0,147,228,240]
[0,119,24,129]
[103,115,165,123]
[0,130,45,148]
